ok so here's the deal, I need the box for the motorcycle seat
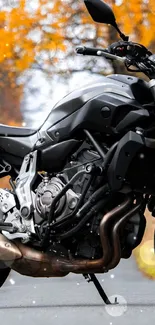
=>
[0,124,36,137]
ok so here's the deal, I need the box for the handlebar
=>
[76,46,125,62]
[76,41,155,79]
[76,41,152,59]
[76,46,108,56]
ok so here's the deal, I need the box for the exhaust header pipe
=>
[0,196,132,277]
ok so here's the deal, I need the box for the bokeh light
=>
[134,240,155,279]
[105,295,127,317]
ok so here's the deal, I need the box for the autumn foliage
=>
[0,0,154,80]
[113,0,155,48]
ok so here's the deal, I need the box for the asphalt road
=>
[0,256,155,325]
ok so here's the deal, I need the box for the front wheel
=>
[0,263,10,288]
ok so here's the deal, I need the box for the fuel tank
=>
[44,74,152,143]
[40,74,153,132]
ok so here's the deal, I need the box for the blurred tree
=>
[0,0,154,81]
[113,0,155,48]
[0,63,22,124]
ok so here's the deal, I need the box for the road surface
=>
[0,256,155,325]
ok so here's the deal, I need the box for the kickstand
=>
[83,273,112,305]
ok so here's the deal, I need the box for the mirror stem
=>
[114,23,129,41]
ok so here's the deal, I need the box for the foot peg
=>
[0,222,17,233]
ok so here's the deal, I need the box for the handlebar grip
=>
[76,46,107,56]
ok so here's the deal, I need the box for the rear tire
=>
[0,262,10,288]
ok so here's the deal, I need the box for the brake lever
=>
[76,46,125,62]
[97,50,126,63]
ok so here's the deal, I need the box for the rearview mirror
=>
[84,0,116,26]
[84,0,129,41]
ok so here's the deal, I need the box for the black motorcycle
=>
[0,0,155,304]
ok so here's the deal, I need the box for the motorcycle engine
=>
[0,147,146,262]
[34,175,80,223]
[1,174,80,242]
